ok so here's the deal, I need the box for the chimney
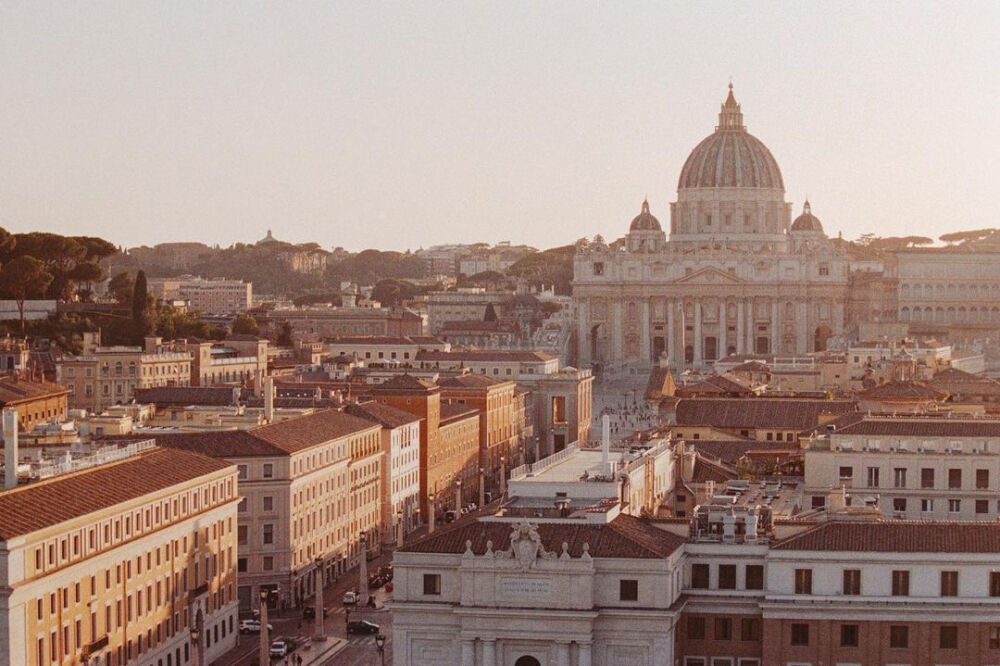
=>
[264,376,275,423]
[601,414,610,469]
[3,408,19,490]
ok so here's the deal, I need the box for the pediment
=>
[674,266,745,284]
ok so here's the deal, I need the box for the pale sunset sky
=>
[2,2,998,251]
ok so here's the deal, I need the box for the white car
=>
[342,590,358,605]
[269,639,289,658]
[239,619,272,634]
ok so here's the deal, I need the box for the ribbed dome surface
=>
[629,199,661,231]
[791,201,823,232]
[677,86,784,191]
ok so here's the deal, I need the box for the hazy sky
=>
[2,2,999,252]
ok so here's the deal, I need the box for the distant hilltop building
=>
[573,85,1000,373]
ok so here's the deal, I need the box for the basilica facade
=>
[573,86,849,370]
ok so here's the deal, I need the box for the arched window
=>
[515,658,541,666]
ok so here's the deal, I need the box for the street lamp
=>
[359,532,370,607]
[258,591,270,666]
[455,479,462,514]
[478,466,485,508]
[189,627,200,666]
[499,456,506,497]
[375,633,387,665]
[396,509,405,549]
[313,556,325,642]
[427,493,436,534]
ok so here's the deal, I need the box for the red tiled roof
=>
[772,520,1000,553]
[675,398,856,430]
[691,456,736,483]
[400,514,685,559]
[688,440,794,465]
[157,409,377,458]
[439,402,479,423]
[346,401,421,428]
[439,375,510,389]
[830,417,1000,438]
[0,447,232,539]
[859,380,948,401]
[644,366,676,401]
[133,386,238,407]
[415,350,556,363]
[0,377,70,405]
[369,374,439,393]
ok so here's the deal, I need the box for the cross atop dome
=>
[718,82,745,131]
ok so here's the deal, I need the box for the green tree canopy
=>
[0,256,54,331]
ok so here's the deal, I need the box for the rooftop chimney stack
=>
[3,408,19,490]
[264,376,275,423]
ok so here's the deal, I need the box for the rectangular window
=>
[941,570,959,597]
[990,572,1000,597]
[422,574,441,595]
[949,468,962,489]
[718,565,737,590]
[921,498,934,512]
[893,497,907,512]
[889,625,909,648]
[794,568,812,595]
[262,464,273,479]
[237,465,247,480]
[839,465,853,479]
[714,617,732,641]
[262,524,273,545]
[977,499,989,514]
[745,565,764,590]
[840,623,859,647]
[619,579,638,601]
[866,466,879,487]
[262,556,273,571]
[989,626,1000,649]
[691,563,710,589]
[940,625,958,649]
[891,570,910,596]
[687,616,706,640]
[790,623,809,646]
[893,467,906,488]
[949,498,961,513]
[842,569,861,595]
[263,496,273,512]
[740,618,760,641]
[921,467,934,488]
[977,468,989,489]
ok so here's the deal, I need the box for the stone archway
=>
[514,657,541,666]
[814,324,832,352]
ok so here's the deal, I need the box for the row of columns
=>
[460,638,591,666]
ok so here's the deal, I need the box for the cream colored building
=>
[57,345,192,413]
[157,409,382,611]
[573,87,848,372]
[0,445,239,666]
[804,414,1000,520]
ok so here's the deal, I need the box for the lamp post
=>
[499,456,506,497]
[189,625,201,666]
[375,633,386,666]
[358,532,370,607]
[397,510,405,549]
[478,467,485,508]
[313,556,325,642]
[428,493,435,534]
[454,479,462,514]
[258,591,269,666]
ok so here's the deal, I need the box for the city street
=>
[216,551,396,666]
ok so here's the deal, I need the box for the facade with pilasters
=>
[573,87,848,372]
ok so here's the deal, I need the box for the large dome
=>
[677,85,784,191]
[791,200,823,232]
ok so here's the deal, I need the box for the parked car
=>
[347,620,381,635]
[342,590,358,605]
[368,574,385,589]
[269,639,290,658]
[302,607,315,620]
[239,619,273,634]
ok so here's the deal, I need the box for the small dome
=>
[677,84,784,191]
[629,199,661,232]
[791,200,823,232]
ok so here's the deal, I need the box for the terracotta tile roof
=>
[133,386,238,407]
[772,520,1000,553]
[691,456,736,483]
[0,377,70,405]
[439,375,508,389]
[346,401,421,428]
[688,440,794,465]
[676,374,752,397]
[929,368,1000,397]
[859,380,948,401]
[326,336,427,345]
[0,447,232,539]
[644,366,676,401]
[830,416,1000,438]
[157,409,377,458]
[415,350,556,363]
[440,402,479,423]
[674,398,856,431]
[400,514,685,559]
[369,374,439,393]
